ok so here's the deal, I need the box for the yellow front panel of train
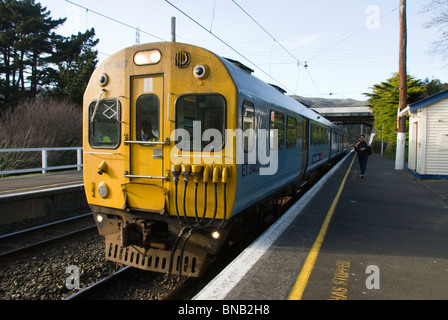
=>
[83,42,238,220]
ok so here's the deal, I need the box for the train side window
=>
[286,116,297,148]
[136,94,159,143]
[243,101,255,153]
[270,110,284,150]
[312,124,318,146]
[175,94,226,151]
[88,99,121,149]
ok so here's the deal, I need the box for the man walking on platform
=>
[355,134,371,178]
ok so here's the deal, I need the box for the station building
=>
[408,89,448,180]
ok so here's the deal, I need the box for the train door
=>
[298,117,309,180]
[126,75,165,212]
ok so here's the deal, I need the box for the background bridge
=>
[311,105,374,127]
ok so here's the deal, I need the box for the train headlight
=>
[193,64,209,79]
[211,231,220,240]
[134,49,161,65]
[96,214,103,223]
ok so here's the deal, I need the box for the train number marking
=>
[103,60,129,71]
[241,162,260,177]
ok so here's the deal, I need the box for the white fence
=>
[0,147,83,175]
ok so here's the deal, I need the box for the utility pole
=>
[395,0,407,170]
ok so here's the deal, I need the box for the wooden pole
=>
[395,0,407,170]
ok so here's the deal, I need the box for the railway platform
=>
[194,152,448,300]
[0,170,83,197]
[0,171,86,225]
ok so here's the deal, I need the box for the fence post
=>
[42,149,48,174]
[77,148,82,171]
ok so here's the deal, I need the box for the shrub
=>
[0,98,82,172]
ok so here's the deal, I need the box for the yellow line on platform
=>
[288,154,356,300]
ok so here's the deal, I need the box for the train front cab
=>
[83,42,239,277]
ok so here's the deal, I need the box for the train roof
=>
[218,55,338,129]
[106,42,340,131]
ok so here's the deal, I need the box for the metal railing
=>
[0,147,83,175]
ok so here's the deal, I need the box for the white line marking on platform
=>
[0,183,84,199]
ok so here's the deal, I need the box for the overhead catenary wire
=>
[164,0,296,94]
[231,0,303,67]
[230,0,307,95]
[306,5,400,62]
[229,0,330,99]
[64,0,167,42]
[64,0,297,94]
[64,0,404,100]
[230,1,401,99]
[304,67,332,106]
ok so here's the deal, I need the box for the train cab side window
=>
[175,94,226,152]
[286,116,297,148]
[136,94,159,143]
[270,110,284,150]
[243,101,255,153]
[89,99,121,148]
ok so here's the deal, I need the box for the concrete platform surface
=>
[195,153,448,300]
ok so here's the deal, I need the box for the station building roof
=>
[410,89,448,112]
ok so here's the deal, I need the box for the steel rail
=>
[0,213,96,259]
[64,266,132,300]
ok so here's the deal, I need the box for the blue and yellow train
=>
[83,42,349,277]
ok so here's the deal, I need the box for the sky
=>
[38,0,448,102]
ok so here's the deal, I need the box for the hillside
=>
[290,95,367,109]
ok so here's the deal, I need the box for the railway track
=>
[64,266,191,300]
[0,213,121,300]
[0,197,296,300]
[64,266,133,300]
[68,172,318,300]
[0,164,330,300]
[0,211,190,300]
[0,213,96,259]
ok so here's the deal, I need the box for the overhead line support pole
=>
[171,16,176,42]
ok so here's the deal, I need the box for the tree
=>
[422,77,448,97]
[423,0,448,61]
[0,0,65,105]
[365,73,426,156]
[0,0,99,108]
[49,29,99,105]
